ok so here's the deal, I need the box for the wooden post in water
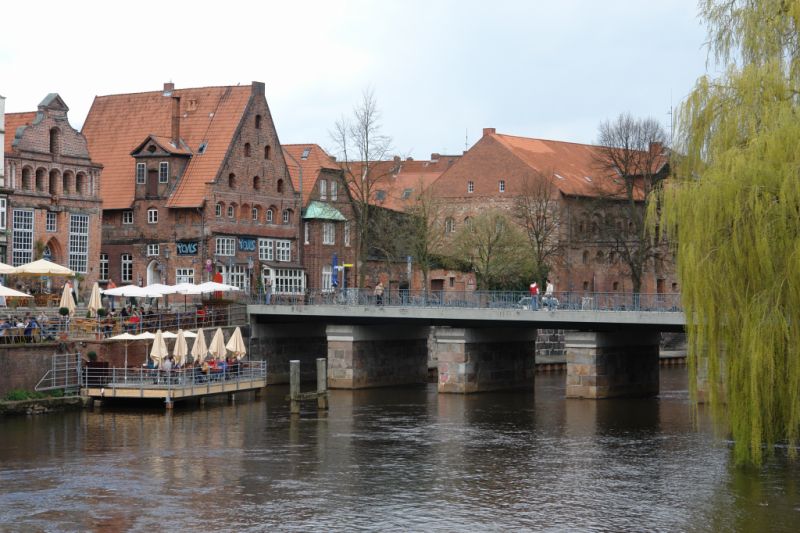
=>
[316,357,328,410]
[290,359,300,414]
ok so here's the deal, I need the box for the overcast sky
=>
[2,0,709,159]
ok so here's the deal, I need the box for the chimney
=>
[406,157,413,162]
[251,81,265,96]
[171,96,181,147]
[483,127,496,137]
[163,82,174,96]
[649,141,663,156]
[431,153,440,161]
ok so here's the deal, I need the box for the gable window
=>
[265,145,271,160]
[147,208,158,224]
[344,221,351,247]
[159,162,169,183]
[215,237,235,256]
[252,207,259,221]
[282,209,290,224]
[277,178,284,193]
[147,244,160,256]
[323,222,335,245]
[228,173,236,188]
[123,210,133,224]
[46,211,57,232]
[499,180,505,192]
[227,205,234,218]
[266,208,274,224]
[121,253,133,283]
[253,176,261,190]
[244,143,251,157]
[255,115,262,129]
[445,217,455,233]
[136,163,146,184]
[331,181,338,201]
[99,253,109,281]
[320,180,327,200]
[215,203,222,217]
[467,181,474,193]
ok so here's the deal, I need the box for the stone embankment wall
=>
[0,343,76,396]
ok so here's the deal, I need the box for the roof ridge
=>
[495,132,602,149]
[94,84,250,99]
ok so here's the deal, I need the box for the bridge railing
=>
[248,289,682,312]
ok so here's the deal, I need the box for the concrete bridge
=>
[247,293,685,400]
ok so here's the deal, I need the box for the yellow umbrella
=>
[88,282,102,317]
[173,329,189,367]
[149,329,168,368]
[190,328,208,364]
[59,283,76,316]
[208,327,227,361]
[225,326,247,360]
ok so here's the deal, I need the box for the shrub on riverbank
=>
[3,389,64,402]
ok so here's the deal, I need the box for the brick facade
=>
[3,95,103,298]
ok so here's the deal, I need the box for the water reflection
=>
[0,368,798,531]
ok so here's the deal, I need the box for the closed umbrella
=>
[149,329,168,368]
[173,329,189,367]
[225,326,246,360]
[208,327,227,361]
[59,283,76,316]
[190,328,208,364]
[88,282,102,317]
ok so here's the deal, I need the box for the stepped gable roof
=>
[4,112,38,153]
[490,132,665,200]
[82,84,252,209]
[282,144,340,205]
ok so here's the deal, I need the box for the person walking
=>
[529,280,540,310]
[374,282,384,306]
[544,278,555,310]
[264,277,272,305]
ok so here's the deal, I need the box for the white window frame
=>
[276,240,291,262]
[227,205,234,218]
[46,211,57,232]
[322,265,333,292]
[323,222,335,245]
[258,238,274,261]
[136,162,146,184]
[270,267,305,294]
[176,268,195,284]
[320,180,327,200]
[215,236,235,256]
[147,208,158,224]
[121,253,133,283]
[147,244,160,256]
[12,209,34,266]
[282,210,289,224]
[123,210,134,225]
[499,180,505,192]
[331,180,338,201]
[252,207,259,221]
[159,161,169,183]
[68,214,89,274]
[0,198,8,231]
[99,253,109,281]
[304,223,309,244]
[467,181,474,193]
[344,221,351,247]
[226,264,248,291]
[266,209,274,224]
[215,203,222,217]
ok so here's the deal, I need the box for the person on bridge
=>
[544,279,555,310]
[529,281,539,310]
[374,282,384,305]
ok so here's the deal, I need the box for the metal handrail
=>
[79,360,267,390]
[245,289,683,312]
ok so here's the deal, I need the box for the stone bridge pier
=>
[435,327,536,393]
[565,331,660,398]
[250,322,327,384]
[326,324,430,388]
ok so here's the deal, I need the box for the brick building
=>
[3,94,103,295]
[82,82,304,296]
[0,94,6,262]
[283,144,356,292]
[429,128,677,295]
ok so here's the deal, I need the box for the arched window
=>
[36,168,47,192]
[266,208,274,224]
[227,204,235,218]
[252,206,260,221]
[240,204,250,220]
[49,169,60,195]
[21,166,33,190]
[255,115,262,129]
[215,202,223,217]
[582,250,589,264]
[244,143,251,157]
[264,145,271,160]
[49,127,60,155]
[228,173,236,188]
[464,216,472,227]
[276,178,284,193]
[76,172,87,196]
[62,171,74,195]
[445,217,455,233]
[596,250,605,263]
[253,176,261,190]
[282,209,290,224]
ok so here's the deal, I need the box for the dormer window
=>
[331,181,338,201]
[159,162,169,183]
[136,163,146,184]
[320,180,327,200]
[301,147,311,160]
[215,203,222,217]
[467,181,474,193]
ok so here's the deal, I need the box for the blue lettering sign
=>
[239,238,256,252]
[176,241,198,255]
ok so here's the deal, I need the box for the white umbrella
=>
[162,330,197,339]
[103,284,164,299]
[225,326,247,360]
[59,283,76,316]
[0,284,33,298]
[173,282,204,311]
[145,283,179,295]
[197,281,241,293]
[208,327,227,361]
[0,261,16,275]
[190,328,208,364]
[13,258,74,276]
[88,282,102,317]
[173,329,189,367]
[149,329,168,368]
[135,331,156,365]
[109,332,139,370]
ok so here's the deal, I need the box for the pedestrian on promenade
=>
[529,281,539,310]
[374,282,384,306]
[544,278,555,310]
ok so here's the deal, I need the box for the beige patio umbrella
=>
[13,258,75,276]
[208,327,227,361]
[225,326,247,360]
[109,332,139,370]
[0,284,33,298]
[149,329,168,368]
[190,328,208,364]
[173,329,189,367]
[161,330,197,339]
[59,283,76,316]
[0,261,16,275]
[88,282,102,317]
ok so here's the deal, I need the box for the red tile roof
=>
[282,144,340,205]
[4,112,38,153]
[82,85,252,209]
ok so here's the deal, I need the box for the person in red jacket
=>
[529,281,539,310]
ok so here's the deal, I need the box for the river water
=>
[1,368,798,532]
